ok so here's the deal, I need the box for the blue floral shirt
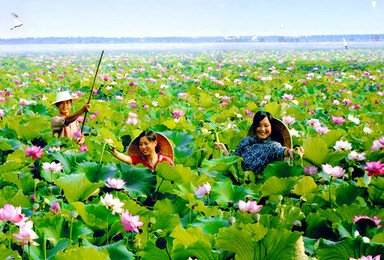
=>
[234,136,286,174]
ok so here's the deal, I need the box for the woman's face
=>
[139,136,157,156]
[57,100,72,116]
[256,117,272,140]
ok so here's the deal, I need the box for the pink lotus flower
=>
[172,109,185,118]
[221,102,227,107]
[307,119,321,128]
[80,145,88,153]
[42,161,63,173]
[282,115,295,126]
[144,104,149,110]
[315,126,330,135]
[90,114,96,120]
[238,200,263,214]
[0,204,28,225]
[120,209,144,233]
[24,145,43,160]
[244,109,251,115]
[331,115,346,126]
[101,193,124,215]
[178,92,188,99]
[303,165,318,175]
[363,161,384,177]
[333,140,352,152]
[194,182,211,198]
[353,215,383,228]
[281,93,294,100]
[105,177,126,189]
[0,109,5,117]
[48,146,61,152]
[77,116,84,123]
[74,129,82,139]
[349,256,381,260]
[12,221,39,246]
[371,139,384,151]
[322,164,345,178]
[348,151,366,161]
[50,201,61,214]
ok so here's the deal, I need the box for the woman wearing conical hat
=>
[109,130,174,171]
[215,111,304,174]
[51,91,91,145]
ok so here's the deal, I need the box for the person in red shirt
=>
[109,130,174,171]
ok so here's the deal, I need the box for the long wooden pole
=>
[81,50,104,133]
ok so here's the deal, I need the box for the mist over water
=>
[2,42,384,54]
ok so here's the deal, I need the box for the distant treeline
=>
[0,34,382,44]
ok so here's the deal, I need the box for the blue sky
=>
[1,0,382,39]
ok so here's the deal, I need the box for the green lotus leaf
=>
[191,216,229,235]
[263,161,304,179]
[198,92,215,108]
[302,136,331,166]
[322,130,344,147]
[210,180,255,207]
[119,195,150,216]
[0,244,21,259]
[0,186,18,207]
[170,225,214,247]
[172,240,220,260]
[316,237,384,260]
[367,180,384,206]
[261,176,299,196]
[1,172,34,193]
[156,162,183,183]
[81,236,135,259]
[74,162,117,183]
[55,246,111,260]
[0,136,24,150]
[151,210,180,236]
[8,190,31,208]
[7,116,46,141]
[305,212,337,240]
[23,104,49,116]
[154,197,190,216]
[264,102,286,118]
[139,238,171,260]
[28,239,71,260]
[275,205,305,230]
[335,184,363,206]
[52,151,90,174]
[201,155,242,172]
[0,139,12,151]
[292,176,318,195]
[192,200,221,217]
[117,163,157,198]
[55,174,104,202]
[371,233,384,243]
[238,222,268,242]
[71,202,117,230]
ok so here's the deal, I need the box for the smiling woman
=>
[109,130,174,171]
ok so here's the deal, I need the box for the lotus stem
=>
[165,244,171,260]
[131,231,134,253]
[44,236,47,260]
[100,141,107,164]
[70,217,74,245]
[329,177,333,209]
[154,178,164,201]
[106,214,109,245]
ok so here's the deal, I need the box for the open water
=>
[1,42,384,54]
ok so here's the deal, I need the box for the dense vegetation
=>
[0,49,383,259]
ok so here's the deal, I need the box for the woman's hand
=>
[76,137,85,145]
[83,103,91,113]
[214,142,230,156]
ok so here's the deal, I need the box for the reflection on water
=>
[1,42,384,54]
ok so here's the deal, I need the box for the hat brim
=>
[248,118,292,148]
[127,132,174,161]
[51,97,80,106]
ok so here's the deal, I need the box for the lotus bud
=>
[30,193,36,202]
[252,213,260,222]
[44,198,50,204]
[228,216,236,226]
[70,210,78,219]
[154,229,163,236]
[277,195,283,202]
[292,220,302,227]
[33,203,40,213]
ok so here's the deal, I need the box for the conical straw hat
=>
[127,132,174,161]
[248,118,292,148]
[51,91,80,106]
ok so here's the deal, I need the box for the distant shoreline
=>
[2,42,384,55]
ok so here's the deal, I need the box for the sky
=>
[1,0,383,39]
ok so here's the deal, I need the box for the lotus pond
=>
[0,49,383,260]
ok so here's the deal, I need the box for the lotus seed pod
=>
[228,216,236,226]
[70,210,78,218]
[155,237,167,250]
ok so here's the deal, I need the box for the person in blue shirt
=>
[214,111,304,174]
